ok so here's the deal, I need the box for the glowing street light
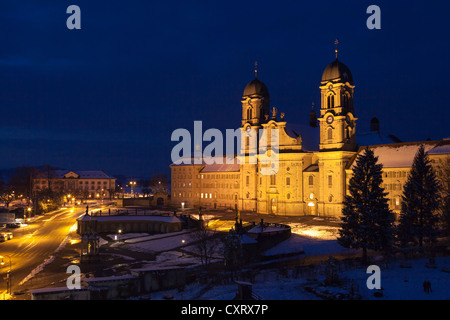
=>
[129,181,136,196]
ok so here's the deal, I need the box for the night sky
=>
[0,1,449,178]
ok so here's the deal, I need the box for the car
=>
[3,232,13,240]
[5,223,20,228]
[0,234,5,242]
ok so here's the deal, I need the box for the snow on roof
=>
[34,169,114,179]
[201,156,240,173]
[427,141,450,155]
[84,275,136,283]
[240,234,257,244]
[77,215,181,223]
[130,265,185,272]
[171,155,240,172]
[351,141,439,169]
[247,225,288,234]
[76,171,114,179]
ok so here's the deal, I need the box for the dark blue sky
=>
[0,1,449,178]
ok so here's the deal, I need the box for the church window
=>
[327,94,335,108]
[328,175,333,188]
[287,193,291,200]
[247,108,253,120]
[286,177,290,186]
[309,175,314,186]
[246,176,250,186]
[327,128,333,141]
[270,174,276,185]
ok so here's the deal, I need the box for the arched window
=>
[327,128,333,141]
[328,95,334,108]
[247,108,253,120]
[308,175,314,186]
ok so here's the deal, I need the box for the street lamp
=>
[130,181,136,196]
[0,255,12,295]
[181,239,185,257]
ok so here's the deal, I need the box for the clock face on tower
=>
[326,115,334,124]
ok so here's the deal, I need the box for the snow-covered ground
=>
[98,219,450,300]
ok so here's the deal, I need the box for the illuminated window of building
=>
[201,193,204,198]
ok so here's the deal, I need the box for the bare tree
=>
[188,225,220,267]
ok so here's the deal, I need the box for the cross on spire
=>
[254,61,258,79]
[334,39,339,59]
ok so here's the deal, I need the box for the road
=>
[0,203,108,297]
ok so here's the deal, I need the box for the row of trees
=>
[338,145,449,263]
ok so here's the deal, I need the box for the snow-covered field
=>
[99,220,450,300]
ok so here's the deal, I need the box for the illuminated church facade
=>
[170,54,450,218]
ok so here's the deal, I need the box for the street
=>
[0,204,101,298]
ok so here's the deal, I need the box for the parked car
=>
[0,232,13,241]
[5,223,20,228]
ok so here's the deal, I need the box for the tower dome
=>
[321,59,353,84]
[243,78,269,98]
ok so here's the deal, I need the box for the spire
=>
[334,39,339,59]
[254,61,258,79]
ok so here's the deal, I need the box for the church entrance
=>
[270,198,277,214]
[308,202,316,215]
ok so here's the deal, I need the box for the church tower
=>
[318,42,357,151]
[239,63,271,213]
[316,41,359,217]
[241,62,270,127]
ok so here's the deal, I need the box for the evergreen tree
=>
[397,145,441,247]
[436,157,450,236]
[338,147,394,263]
[223,229,243,270]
